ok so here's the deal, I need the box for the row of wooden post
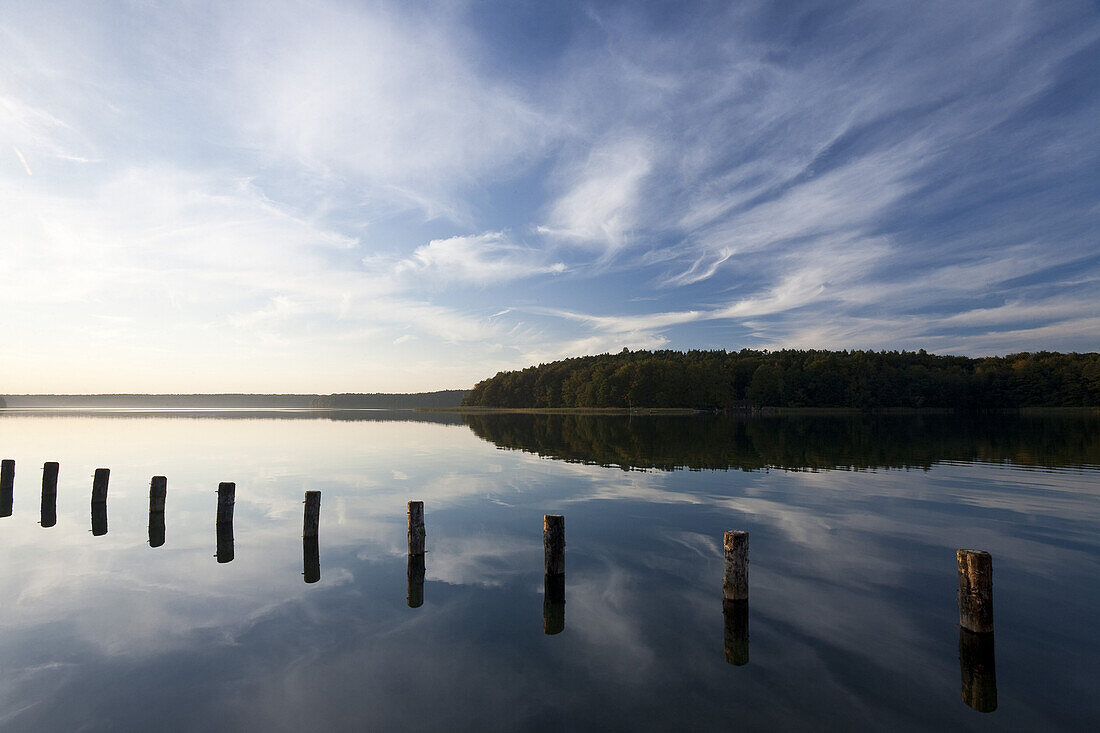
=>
[720,531,997,713]
[3,459,997,708]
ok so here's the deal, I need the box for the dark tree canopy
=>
[462,349,1100,409]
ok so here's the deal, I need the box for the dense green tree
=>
[462,349,1100,409]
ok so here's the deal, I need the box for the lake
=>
[0,410,1097,731]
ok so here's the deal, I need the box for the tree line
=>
[462,349,1100,409]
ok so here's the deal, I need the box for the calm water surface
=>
[0,411,1097,731]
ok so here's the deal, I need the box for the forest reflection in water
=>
[0,410,1096,730]
[463,410,1100,471]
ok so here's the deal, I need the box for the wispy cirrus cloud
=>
[392,232,566,286]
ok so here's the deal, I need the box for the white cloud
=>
[539,138,653,254]
[393,232,566,286]
[220,0,553,219]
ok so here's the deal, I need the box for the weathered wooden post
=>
[542,514,566,634]
[1,459,14,518]
[91,468,110,503]
[303,536,320,583]
[959,628,997,712]
[957,549,993,633]
[543,573,566,635]
[40,464,58,528]
[42,461,59,495]
[957,549,996,712]
[150,476,167,513]
[544,514,565,576]
[215,482,235,563]
[216,482,235,526]
[407,501,425,555]
[723,600,749,666]
[723,530,748,601]
[148,476,167,548]
[303,491,321,538]
[91,500,108,536]
[407,552,425,608]
[216,522,234,563]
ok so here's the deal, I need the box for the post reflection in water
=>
[41,489,57,528]
[149,511,165,548]
[216,522,234,563]
[543,574,565,635]
[722,600,749,666]
[91,500,108,536]
[303,536,320,583]
[1,459,13,518]
[959,629,997,713]
[407,553,425,607]
[41,462,59,528]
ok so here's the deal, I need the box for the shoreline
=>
[421,405,1100,415]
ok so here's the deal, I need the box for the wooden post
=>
[40,462,59,527]
[1,459,12,518]
[216,482,235,526]
[42,462,59,496]
[544,514,565,576]
[407,553,425,608]
[407,501,425,555]
[723,599,749,666]
[91,468,110,503]
[1,459,13,492]
[303,491,321,538]
[148,476,166,548]
[303,536,320,583]
[216,522,234,563]
[543,573,565,635]
[150,476,167,513]
[957,550,993,633]
[91,500,108,536]
[723,530,748,601]
[959,628,997,712]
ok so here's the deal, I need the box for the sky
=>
[2,0,1098,393]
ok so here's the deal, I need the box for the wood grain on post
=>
[723,530,748,601]
[216,482,235,526]
[407,501,425,555]
[42,462,59,496]
[957,549,993,633]
[91,468,110,503]
[407,552,425,608]
[150,476,167,513]
[1,459,13,518]
[303,491,321,538]
[544,515,565,576]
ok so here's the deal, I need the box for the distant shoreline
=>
[422,405,1100,415]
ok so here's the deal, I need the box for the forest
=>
[462,349,1100,409]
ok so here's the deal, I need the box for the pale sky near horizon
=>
[2,0,1098,393]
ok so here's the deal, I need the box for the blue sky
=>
[2,0,1098,392]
